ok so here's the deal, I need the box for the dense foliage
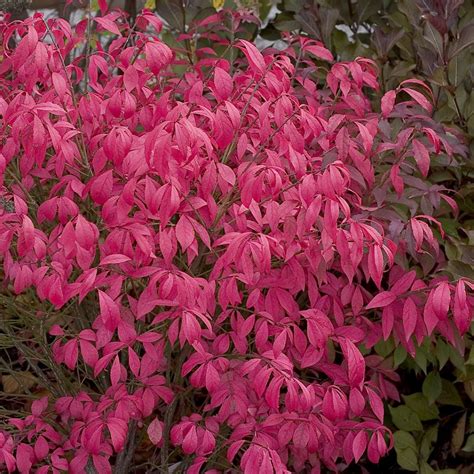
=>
[152,2,474,471]
[0,6,472,474]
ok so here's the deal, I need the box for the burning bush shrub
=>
[0,9,471,473]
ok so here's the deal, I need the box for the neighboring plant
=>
[370,330,474,473]
[265,0,474,278]
[0,8,472,473]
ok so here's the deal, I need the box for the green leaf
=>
[394,345,407,367]
[437,218,459,238]
[420,424,438,460]
[393,430,419,471]
[446,260,474,280]
[273,12,300,32]
[423,21,444,59]
[295,7,322,39]
[375,339,394,357]
[438,380,464,407]
[436,339,450,369]
[467,346,474,366]
[414,347,427,374]
[393,430,417,450]
[422,372,442,404]
[448,24,474,60]
[403,393,439,421]
[419,462,435,474]
[449,346,467,375]
[156,0,185,30]
[463,434,474,452]
[319,7,339,48]
[389,405,424,431]
[451,413,467,454]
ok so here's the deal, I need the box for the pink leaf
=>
[340,339,365,388]
[424,291,438,335]
[381,90,396,117]
[63,339,78,370]
[402,297,417,341]
[90,170,113,205]
[366,291,396,309]
[100,254,132,265]
[390,165,404,197]
[412,139,430,177]
[145,41,173,74]
[352,430,368,462]
[305,43,334,62]
[214,67,233,101]
[366,387,384,423]
[454,280,471,334]
[175,216,194,252]
[34,436,49,460]
[147,418,163,445]
[98,0,108,14]
[98,290,121,331]
[368,245,384,288]
[108,418,127,452]
[432,282,450,320]
[123,66,138,92]
[402,87,432,113]
[238,39,266,74]
[182,426,198,454]
[95,17,121,35]
[93,455,112,474]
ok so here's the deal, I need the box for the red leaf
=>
[182,426,198,454]
[95,17,121,35]
[402,297,417,341]
[52,72,68,98]
[63,339,78,370]
[98,0,108,14]
[93,455,112,474]
[123,66,138,92]
[390,164,404,197]
[382,304,395,340]
[98,290,121,331]
[100,254,131,265]
[352,430,368,462]
[391,271,416,295]
[366,387,384,423]
[366,291,396,309]
[305,43,334,62]
[368,245,384,288]
[90,170,113,205]
[454,280,471,334]
[108,418,127,452]
[412,139,430,177]
[34,436,49,460]
[356,122,373,153]
[79,340,98,367]
[432,282,450,320]
[340,338,365,388]
[175,216,194,252]
[238,39,266,74]
[424,291,438,335]
[381,90,396,117]
[402,87,432,113]
[213,67,233,101]
[227,441,245,464]
[145,41,173,74]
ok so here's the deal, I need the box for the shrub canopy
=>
[0,9,472,473]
